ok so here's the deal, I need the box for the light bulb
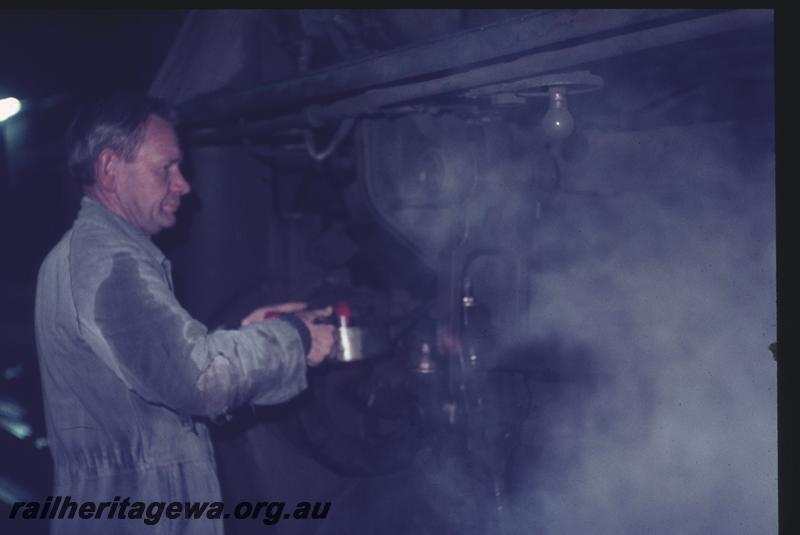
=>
[0,97,22,122]
[541,86,574,140]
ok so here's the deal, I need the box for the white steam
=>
[504,121,776,534]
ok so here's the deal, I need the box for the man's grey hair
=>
[65,94,179,187]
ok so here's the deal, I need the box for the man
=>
[34,94,336,534]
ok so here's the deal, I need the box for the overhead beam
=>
[179,9,705,127]
[184,9,771,141]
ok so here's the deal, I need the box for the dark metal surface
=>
[179,9,743,129]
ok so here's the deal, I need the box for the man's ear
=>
[95,148,119,193]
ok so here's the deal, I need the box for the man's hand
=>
[296,307,337,366]
[241,302,308,327]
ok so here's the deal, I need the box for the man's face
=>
[114,115,190,236]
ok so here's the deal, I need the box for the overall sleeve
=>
[83,248,308,419]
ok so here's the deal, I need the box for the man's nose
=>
[171,168,191,195]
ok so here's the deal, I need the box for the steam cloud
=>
[501,120,777,534]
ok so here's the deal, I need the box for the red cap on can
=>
[335,301,352,319]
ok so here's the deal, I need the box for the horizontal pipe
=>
[310,9,772,123]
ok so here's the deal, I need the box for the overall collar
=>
[78,196,168,266]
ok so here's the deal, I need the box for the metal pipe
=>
[307,9,772,125]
